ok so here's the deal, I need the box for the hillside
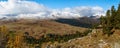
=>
[42,29,120,48]
[0,19,120,48]
[0,19,90,48]
[0,19,87,36]
[55,16,99,28]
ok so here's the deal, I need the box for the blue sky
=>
[29,0,120,11]
[0,0,120,11]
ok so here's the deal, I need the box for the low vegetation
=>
[0,20,90,48]
[0,25,91,48]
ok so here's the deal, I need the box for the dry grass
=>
[43,29,120,48]
[0,19,87,37]
[1,19,120,48]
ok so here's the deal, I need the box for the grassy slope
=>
[1,19,120,48]
[0,19,87,37]
[43,29,120,48]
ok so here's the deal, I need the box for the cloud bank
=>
[0,0,105,19]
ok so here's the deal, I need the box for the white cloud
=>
[0,0,47,15]
[0,0,105,19]
[50,6,105,19]
[74,6,105,16]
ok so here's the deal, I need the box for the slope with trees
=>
[100,4,120,36]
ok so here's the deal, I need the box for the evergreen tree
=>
[106,10,111,27]
[116,4,120,28]
[111,6,116,28]
[116,4,120,17]
[111,6,116,17]
[100,5,117,36]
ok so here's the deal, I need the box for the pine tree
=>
[100,16,106,26]
[116,4,120,28]
[106,10,111,27]
[100,16,107,34]
[116,4,120,17]
[103,10,112,35]
[100,5,117,36]
[110,6,116,28]
[111,6,116,17]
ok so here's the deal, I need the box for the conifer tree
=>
[111,6,116,28]
[115,4,120,28]
[116,4,120,17]
[106,10,111,27]
[111,6,116,17]
[100,5,117,36]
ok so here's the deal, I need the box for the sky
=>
[0,0,119,19]
[30,0,120,11]
[1,0,119,11]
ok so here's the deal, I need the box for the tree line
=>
[100,4,120,36]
